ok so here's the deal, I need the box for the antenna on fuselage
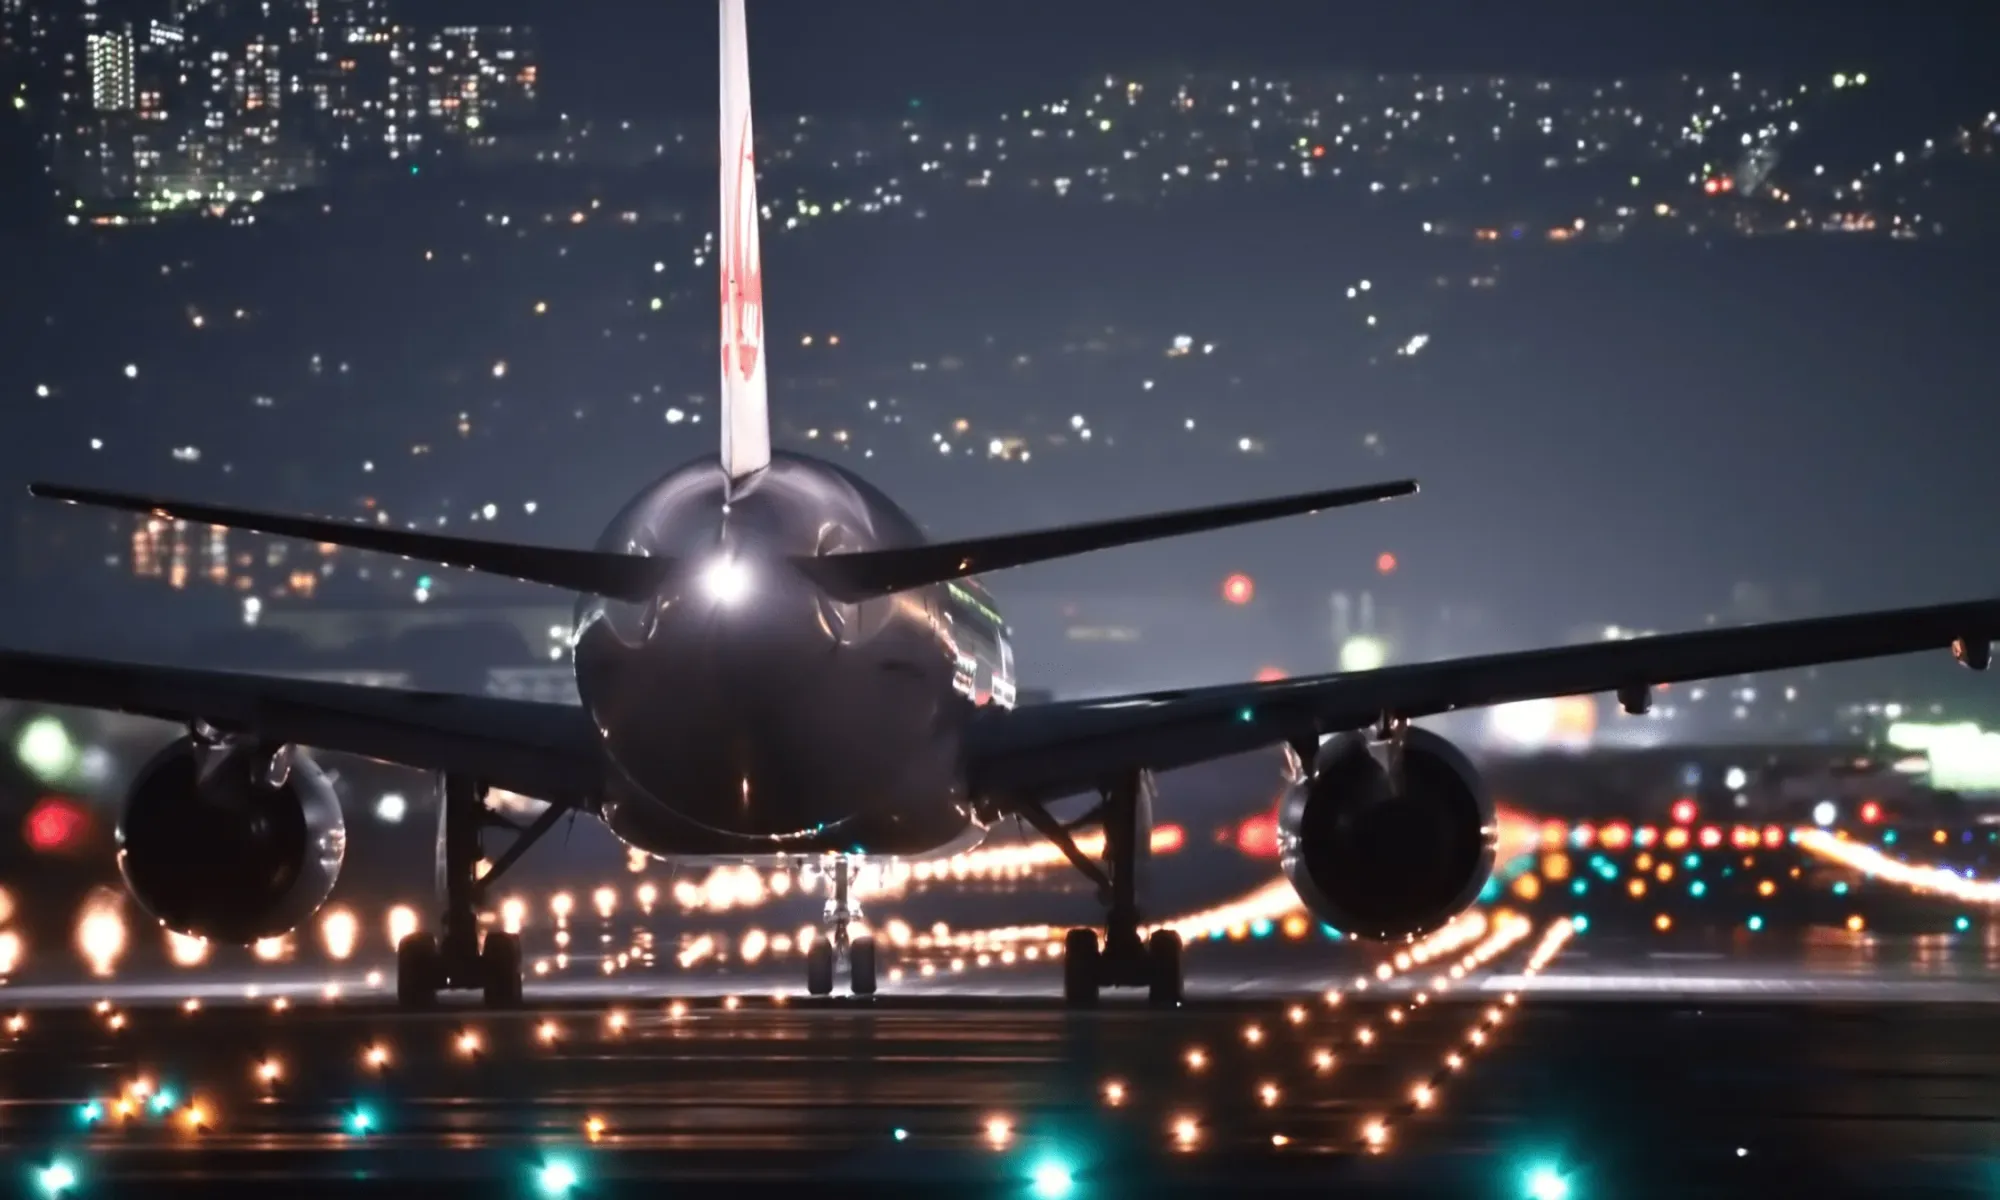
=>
[718,0,772,487]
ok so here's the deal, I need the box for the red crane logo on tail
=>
[722,118,763,383]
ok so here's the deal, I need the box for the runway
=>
[11,833,2000,1197]
[8,914,2000,1197]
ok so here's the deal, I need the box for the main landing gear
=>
[805,855,877,998]
[1020,770,1184,1008]
[396,773,566,1010]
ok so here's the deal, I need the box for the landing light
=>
[702,557,751,604]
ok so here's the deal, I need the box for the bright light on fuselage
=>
[702,557,751,604]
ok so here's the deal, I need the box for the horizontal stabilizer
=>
[30,483,671,602]
[793,478,1418,602]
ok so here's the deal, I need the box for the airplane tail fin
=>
[793,479,1419,602]
[718,0,771,484]
[30,484,674,602]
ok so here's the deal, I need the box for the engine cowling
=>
[1279,727,1495,942]
[116,736,346,945]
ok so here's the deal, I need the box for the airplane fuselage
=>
[573,451,1016,862]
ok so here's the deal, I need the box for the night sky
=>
[7,0,2000,706]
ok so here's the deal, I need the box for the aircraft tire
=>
[1062,928,1101,1006]
[806,939,835,996]
[850,935,878,996]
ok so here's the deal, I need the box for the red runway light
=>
[1223,573,1255,605]
[1376,552,1397,575]
[1860,801,1881,824]
[24,796,85,853]
[1671,799,1697,825]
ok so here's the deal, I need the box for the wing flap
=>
[0,649,604,802]
[968,595,2000,799]
[30,484,670,602]
[793,478,1418,602]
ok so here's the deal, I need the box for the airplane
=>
[7,0,2000,1011]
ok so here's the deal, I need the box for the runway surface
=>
[7,915,2000,1198]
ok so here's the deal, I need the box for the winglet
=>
[718,0,771,484]
[793,478,1419,602]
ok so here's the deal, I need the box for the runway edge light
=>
[36,1160,78,1198]
[1524,1162,1571,1200]
[536,1157,580,1196]
[1029,1156,1077,1200]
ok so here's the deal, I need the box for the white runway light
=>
[702,557,751,604]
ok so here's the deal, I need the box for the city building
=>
[18,2,534,217]
[85,25,132,111]
[419,25,537,142]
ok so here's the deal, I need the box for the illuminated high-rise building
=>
[86,27,134,110]
[384,23,421,158]
[287,0,396,158]
[420,25,537,142]
[1,0,27,98]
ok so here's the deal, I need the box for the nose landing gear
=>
[805,855,877,998]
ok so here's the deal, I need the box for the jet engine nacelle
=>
[116,735,346,945]
[1278,727,1496,942]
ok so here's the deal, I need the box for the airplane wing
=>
[0,649,605,804]
[794,479,1418,601]
[965,596,2000,800]
[37,479,1416,607]
[29,484,673,602]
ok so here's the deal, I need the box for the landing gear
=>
[849,933,878,997]
[394,773,566,1010]
[805,855,876,998]
[1024,770,1185,1008]
[806,939,835,996]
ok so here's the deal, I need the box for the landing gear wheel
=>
[481,931,523,1009]
[1063,928,1101,1007]
[849,935,878,997]
[396,932,441,1010]
[806,939,835,996]
[1146,929,1184,1007]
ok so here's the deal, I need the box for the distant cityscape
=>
[2,0,536,223]
[4,11,1998,748]
[3,6,1995,236]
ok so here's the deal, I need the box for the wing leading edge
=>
[966,596,2000,800]
[0,649,604,803]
